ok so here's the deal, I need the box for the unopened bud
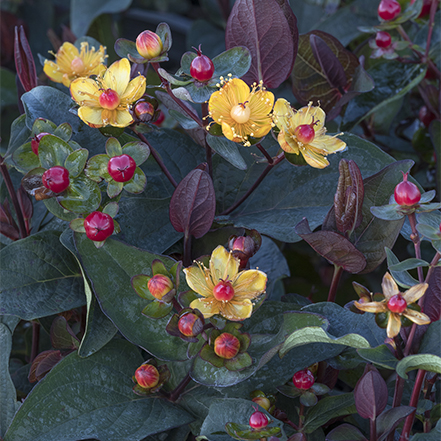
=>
[252,396,271,411]
[214,332,240,359]
[178,312,204,337]
[136,30,163,60]
[148,274,173,300]
[135,364,159,389]
[134,101,155,122]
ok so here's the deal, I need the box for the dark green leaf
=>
[388,258,429,272]
[419,320,441,358]
[326,423,367,441]
[377,406,415,441]
[206,134,247,171]
[38,135,73,170]
[5,114,31,159]
[59,175,101,213]
[411,420,441,441]
[114,38,145,63]
[141,300,173,319]
[357,345,398,370]
[11,142,40,173]
[385,247,419,289]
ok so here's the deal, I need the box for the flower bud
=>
[178,312,204,337]
[214,332,240,359]
[136,30,163,60]
[252,396,271,411]
[148,274,174,300]
[135,364,159,389]
[134,101,155,122]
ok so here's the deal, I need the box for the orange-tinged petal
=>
[103,58,130,96]
[78,106,104,127]
[301,145,330,169]
[184,266,213,298]
[278,130,299,154]
[233,269,267,300]
[221,299,253,321]
[309,134,346,155]
[402,308,431,325]
[354,301,387,314]
[190,298,219,318]
[113,109,134,128]
[221,121,236,141]
[70,77,100,106]
[382,273,400,300]
[387,312,402,338]
[210,246,239,283]
[403,283,429,305]
[121,75,146,104]
[43,60,64,83]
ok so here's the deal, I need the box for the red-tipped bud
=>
[378,0,401,21]
[134,101,155,122]
[31,132,50,155]
[99,88,120,110]
[252,396,271,411]
[387,294,407,313]
[213,280,235,301]
[136,30,163,60]
[292,369,315,390]
[178,312,204,337]
[148,274,174,300]
[214,332,240,359]
[135,364,160,389]
[249,411,269,429]
[394,173,421,206]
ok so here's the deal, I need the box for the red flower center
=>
[295,123,315,144]
[99,88,120,110]
[213,280,235,301]
[387,294,407,314]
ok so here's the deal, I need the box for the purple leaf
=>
[14,26,37,92]
[354,365,388,420]
[325,423,367,441]
[28,350,63,383]
[422,267,440,322]
[295,218,366,273]
[169,167,216,239]
[225,0,298,88]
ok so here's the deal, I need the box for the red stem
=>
[201,102,213,178]
[370,418,377,441]
[327,265,343,303]
[425,0,439,59]
[256,143,274,164]
[169,373,192,402]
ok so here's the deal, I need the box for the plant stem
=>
[327,265,343,303]
[220,152,285,215]
[408,212,424,283]
[399,369,426,441]
[298,403,304,430]
[425,0,438,60]
[370,418,377,441]
[256,143,273,164]
[423,374,438,432]
[183,233,191,267]
[0,154,28,239]
[169,373,192,402]
[172,297,182,314]
[134,130,178,188]
[201,102,213,178]
[394,335,404,359]
[30,321,40,363]
[425,252,440,284]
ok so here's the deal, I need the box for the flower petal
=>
[381,272,400,300]
[402,309,431,325]
[224,78,251,106]
[301,146,330,169]
[184,265,213,298]
[54,42,79,71]
[70,78,100,106]
[354,301,387,314]
[121,75,146,104]
[233,269,267,300]
[273,98,292,132]
[221,121,236,141]
[387,313,402,338]
[309,134,346,155]
[278,130,299,154]
[210,245,239,283]
[78,106,104,128]
[221,299,253,321]
[112,109,134,128]
[43,60,64,83]
[190,298,219,318]
[403,283,429,305]
[103,58,130,96]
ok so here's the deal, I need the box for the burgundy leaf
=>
[28,350,63,383]
[295,218,366,273]
[0,222,20,240]
[17,185,33,220]
[334,159,364,236]
[169,167,216,239]
[354,364,388,420]
[422,267,440,322]
[225,0,298,88]
[310,34,347,90]
[50,316,80,350]
[326,424,368,441]
[14,25,37,92]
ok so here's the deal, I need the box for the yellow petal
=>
[121,74,146,104]
[184,266,213,298]
[221,121,237,142]
[70,78,100,106]
[291,104,325,130]
[111,109,134,128]
[382,273,400,300]
[221,299,253,321]
[224,78,251,106]
[43,60,64,83]
[62,74,72,88]
[210,246,239,283]
[354,301,387,314]
[55,42,79,71]
[273,98,292,132]
[103,58,130,96]
[387,313,402,338]
[403,283,428,305]
[190,298,219,318]
[309,134,346,155]
[233,269,267,300]
[278,130,299,154]
[301,146,330,169]
[78,106,104,128]
[402,309,431,325]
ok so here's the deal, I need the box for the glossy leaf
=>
[38,135,73,170]
[64,148,88,178]
[385,247,419,289]
[123,168,147,194]
[376,406,415,441]
[225,0,297,88]
[357,345,398,370]
[59,175,101,213]
[5,114,31,159]
[11,142,39,173]
[206,134,247,171]
[114,38,145,64]
[326,424,367,441]
[141,300,173,319]
[122,141,150,166]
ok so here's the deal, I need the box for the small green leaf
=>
[206,134,247,171]
[396,354,441,379]
[64,148,88,178]
[123,168,147,194]
[59,175,101,213]
[141,300,173,319]
[107,179,124,198]
[277,384,301,398]
[114,38,145,63]
[69,218,86,233]
[12,142,40,173]
[385,247,419,289]
[85,154,110,182]
[388,258,430,272]
[122,141,150,165]
[103,202,119,218]
[131,274,153,300]
[300,391,318,407]
[370,204,404,221]
[38,135,73,169]
[53,123,72,141]
[106,137,123,157]
[224,352,252,371]
[357,345,398,370]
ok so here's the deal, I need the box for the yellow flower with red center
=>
[70,58,146,128]
[184,245,267,321]
[208,77,274,146]
[43,42,107,87]
[273,99,346,169]
[354,272,430,338]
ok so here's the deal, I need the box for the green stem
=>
[327,265,343,303]
[298,403,305,430]
[425,0,439,60]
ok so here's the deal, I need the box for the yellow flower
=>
[44,42,107,87]
[70,58,146,128]
[184,245,267,321]
[273,99,346,169]
[208,77,274,146]
[354,272,430,338]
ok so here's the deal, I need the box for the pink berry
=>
[376,31,392,48]
[213,333,240,359]
[84,211,114,242]
[378,0,401,21]
[292,369,315,390]
[249,411,269,429]
[294,124,315,144]
[42,166,70,193]
[190,45,215,82]
[153,109,165,126]
[99,89,120,110]
[31,132,50,155]
[107,154,136,183]
[135,364,160,388]
[213,280,235,301]
[136,30,163,60]
[148,274,173,300]
[394,173,421,206]
[387,294,407,314]
[418,0,432,18]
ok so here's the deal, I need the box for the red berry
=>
[387,294,407,314]
[84,211,114,242]
[292,369,315,390]
[213,280,235,301]
[31,132,50,155]
[378,0,401,21]
[213,332,240,359]
[107,154,136,183]
[99,88,120,110]
[135,364,159,389]
[419,106,436,128]
[249,411,269,429]
[294,124,315,144]
[178,312,203,337]
[418,0,432,18]
[190,46,215,82]
[375,31,392,48]
[148,274,173,300]
[42,166,70,193]
[394,174,421,206]
[153,109,165,126]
